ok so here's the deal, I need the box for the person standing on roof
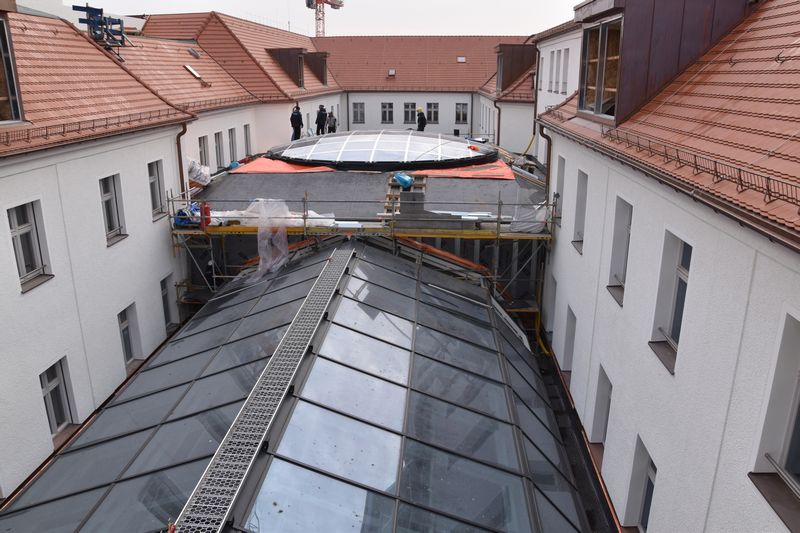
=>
[316,105,328,135]
[290,105,303,141]
[417,108,427,132]
[326,111,337,134]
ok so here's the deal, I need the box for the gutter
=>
[493,99,502,145]
[538,122,553,199]
[543,118,800,255]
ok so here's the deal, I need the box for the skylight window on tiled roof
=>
[0,20,21,122]
[184,64,210,87]
[457,56,466,63]
[187,47,201,59]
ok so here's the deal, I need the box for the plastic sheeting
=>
[510,202,549,233]
[187,158,211,186]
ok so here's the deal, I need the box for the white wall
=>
[498,101,535,154]
[543,132,799,532]
[346,92,474,137]
[255,94,345,151]
[476,93,498,143]
[183,105,260,170]
[0,127,185,496]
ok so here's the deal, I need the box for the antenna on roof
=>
[73,4,131,61]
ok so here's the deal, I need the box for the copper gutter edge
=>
[543,120,800,256]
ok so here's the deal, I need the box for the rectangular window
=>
[8,201,49,284]
[0,20,21,121]
[649,233,692,373]
[562,48,570,94]
[625,437,656,529]
[591,366,612,447]
[562,305,576,372]
[40,358,72,435]
[381,102,393,124]
[244,124,252,156]
[455,103,468,124]
[99,175,125,242]
[352,102,365,124]
[572,170,588,253]
[580,18,622,117]
[161,275,174,330]
[537,55,543,91]
[608,197,633,305]
[426,103,439,124]
[554,155,565,226]
[404,103,416,124]
[147,160,165,217]
[228,128,237,162]
[548,50,555,92]
[554,49,562,93]
[198,136,209,167]
[214,131,224,169]
[118,305,138,364]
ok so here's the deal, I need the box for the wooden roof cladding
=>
[496,43,536,93]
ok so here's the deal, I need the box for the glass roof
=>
[0,239,588,532]
[267,130,498,171]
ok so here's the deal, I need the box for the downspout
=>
[470,92,475,137]
[176,122,188,195]
[539,122,553,198]
[346,91,350,131]
[493,99,502,146]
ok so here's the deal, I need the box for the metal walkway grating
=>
[175,247,354,532]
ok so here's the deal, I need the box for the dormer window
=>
[579,18,621,118]
[0,19,21,122]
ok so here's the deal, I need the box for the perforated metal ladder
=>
[175,247,353,532]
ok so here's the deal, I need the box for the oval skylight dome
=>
[267,130,498,171]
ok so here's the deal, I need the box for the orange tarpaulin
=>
[230,158,334,174]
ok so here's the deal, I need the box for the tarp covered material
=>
[230,158,334,174]
[209,200,335,228]
[510,202,549,233]
[410,160,515,180]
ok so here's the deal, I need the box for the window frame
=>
[8,201,46,283]
[607,197,633,305]
[455,103,468,124]
[352,102,365,124]
[199,136,209,167]
[244,124,252,156]
[228,127,237,163]
[118,306,136,364]
[214,131,225,170]
[99,175,124,242]
[381,102,394,124]
[562,48,570,94]
[667,241,692,347]
[40,358,73,435]
[426,102,439,124]
[403,102,416,124]
[0,19,22,122]
[548,50,555,92]
[147,160,165,217]
[578,16,623,118]
[554,49,562,94]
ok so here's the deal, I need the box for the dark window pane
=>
[80,459,209,533]
[418,265,486,301]
[245,459,395,533]
[301,358,406,431]
[399,441,530,532]
[168,360,266,420]
[406,392,518,470]
[344,277,416,321]
[127,402,242,476]
[333,297,413,349]
[417,303,495,350]
[229,298,304,342]
[523,439,582,529]
[419,283,489,323]
[277,401,401,492]
[11,430,150,508]
[532,485,580,533]
[199,282,270,317]
[50,383,69,428]
[412,356,509,421]
[508,367,556,431]
[0,487,106,533]
[495,317,541,373]
[680,243,692,270]
[351,258,417,295]
[670,278,687,343]
[266,259,326,292]
[248,278,316,315]
[499,334,547,400]
[414,325,501,381]
[72,385,189,447]
[203,325,287,376]
[318,323,410,385]
[116,350,216,402]
[358,247,418,278]
[175,299,256,340]
[514,396,569,476]
[396,503,487,533]
[150,322,237,367]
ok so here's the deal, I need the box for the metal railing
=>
[601,126,800,210]
[765,453,800,502]
[176,95,260,111]
[0,108,187,146]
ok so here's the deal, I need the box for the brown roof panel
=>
[140,13,212,40]
[498,69,534,102]
[532,20,581,43]
[0,13,189,157]
[120,36,259,112]
[313,35,526,92]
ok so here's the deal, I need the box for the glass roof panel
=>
[202,325,287,376]
[532,485,581,533]
[277,401,401,492]
[343,277,416,321]
[126,402,242,476]
[71,385,189,447]
[412,355,509,421]
[317,323,410,385]
[332,297,413,349]
[395,503,487,533]
[418,265,486,301]
[399,441,531,532]
[79,459,209,533]
[115,350,216,402]
[228,298,304,342]
[509,366,556,428]
[301,358,406,431]
[523,438,582,529]
[417,303,495,350]
[248,278,316,315]
[351,259,418,295]
[0,488,106,532]
[419,283,490,323]
[357,247,419,279]
[245,459,395,533]
[148,321,236,367]
[414,325,501,381]
[405,392,518,471]
[514,396,569,476]
[173,299,255,340]
[265,259,327,292]
[11,429,150,509]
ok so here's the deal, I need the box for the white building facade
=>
[345,92,474,137]
[0,127,186,497]
[542,134,800,532]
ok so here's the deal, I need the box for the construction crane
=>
[305,0,343,37]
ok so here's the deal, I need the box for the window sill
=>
[125,358,146,376]
[106,233,129,247]
[571,240,584,254]
[455,122,468,125]
[352,122,365,125]
[152,211,168,223]
[20,273,54,294]
[52,423,80,449]
[607,284,624,306]
[648,340,676,374]
[381,122,394,125]
[749,473,800,532]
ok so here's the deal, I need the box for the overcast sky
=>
[96,0,574,37]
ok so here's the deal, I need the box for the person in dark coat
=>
[316,105,327,135]
[290,105,303,141]
[326,111,337,134]
[417,108,427,131]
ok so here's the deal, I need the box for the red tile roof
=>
[120,36,259,112]
[0,13,189,157]
[498,69,534,103]
[139,13,212,40]
[313,36,527,92]
[532,20,580,43]
[541,0,800,251]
